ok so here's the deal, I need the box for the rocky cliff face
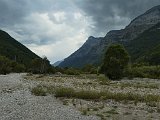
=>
[122,5,160,41]
[59,36,103,68]
[59,5,160,68]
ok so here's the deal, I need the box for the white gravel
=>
[0,73,100,120]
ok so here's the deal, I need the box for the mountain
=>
[125,22,160,64]
[59,5,160,68]
[0,30,39,66]
[53,60,63,67]
[59,36,103,68]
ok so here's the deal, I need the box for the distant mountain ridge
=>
[0,30,39,66]
[59,5,160,68]
[53,60,63,67]
[59,36,103,68]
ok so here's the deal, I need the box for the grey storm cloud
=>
[0,0,80,26]
[0,0,80,44]
[0,0,160,62]
[75,0,160,36]
[1,0,160,40]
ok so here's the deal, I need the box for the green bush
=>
[55,87,75,97]
[125,65,160,79]
[30,57,54,74]
[31,85,47,96]
[98,75,111,85]
[82,64,97,74]
[102,44,130,80]
[0,55,12,74]
[0,55,25,74]
[64,68,80,75]
[11,61,25,73]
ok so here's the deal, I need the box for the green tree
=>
[30,58,42,74]
[82,64,97,74]
[102,44,130,80]
[30,56,53,74]
[0,55,12,74]
[41,57,50,73]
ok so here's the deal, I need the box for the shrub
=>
[11,62,25,73]
[55,87,75,97]
[102,44,130,80]
[54,87,102,99]
[30,57,53,74]
[98,75,111,85]
[31,85,47,96]
[0,55,12,74]
[125,65,160,79]
[82,64,97,74]
[64,68,80,75]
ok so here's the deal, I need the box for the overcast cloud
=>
[0,0,160,63]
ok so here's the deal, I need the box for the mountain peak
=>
[88,36,95,39]
[59,5,160,68]
[145,5,160,14]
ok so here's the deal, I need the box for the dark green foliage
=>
[30,57,54,74]
[64,67,81,75]
[11,61,25,73]
[125,65,160,79]
[55,87,75,97]
[102,44,130,80]
[98,75,111,85]
[144,44,160,65]
[0,56,12,74]
[0,30,39,67]
[0,55,25,74]
[82,64,97,74]
[54,66,65,73]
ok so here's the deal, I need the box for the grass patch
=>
[76,90,102,99]
[54,87,160,103]
[104,109,119,114]
[124,112,132,115]
[98,75,111,85]
[81,109,88,115]
[120,82,159,89]
[96,114,105,120]
[31,85,47,96]
[31,85,55,96]
[31,85,160,103]
[55,87,75,98]
[93,107,99,111]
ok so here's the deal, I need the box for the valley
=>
[0,2,160,120]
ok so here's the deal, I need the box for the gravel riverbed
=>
[0,73,99,120]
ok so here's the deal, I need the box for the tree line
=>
[0,44,160,80]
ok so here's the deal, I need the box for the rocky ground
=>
[0,73,99,120]
[26,74,160,120]
[1,73,160,120]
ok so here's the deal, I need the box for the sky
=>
[1,0,160,64]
